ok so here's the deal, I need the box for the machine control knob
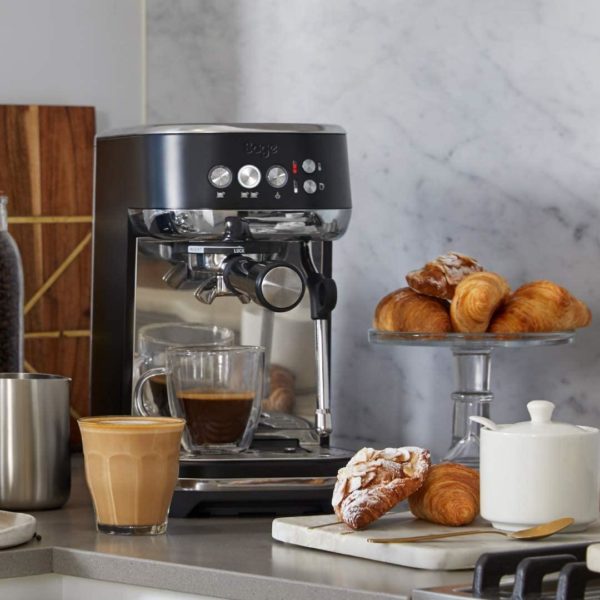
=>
[237,164,261,189]
[302,159,316,174]
[208,165,232,189]
[266,165,288,188]
[303,179,317,194]
[224,256,305,312]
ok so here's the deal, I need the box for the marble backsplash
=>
[146,0,600,459]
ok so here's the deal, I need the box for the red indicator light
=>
[292,161,298,174]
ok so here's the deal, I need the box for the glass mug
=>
[135,323,235,417]
[134,345,265,454]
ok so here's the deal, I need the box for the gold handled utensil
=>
[367,517,574,543]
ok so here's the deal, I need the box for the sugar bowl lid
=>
[471,400,598,436]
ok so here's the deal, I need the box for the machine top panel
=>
[95,123,352,211]
[97,123,345,139]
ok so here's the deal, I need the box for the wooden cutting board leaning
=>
[0,105,95,446]
[272,512,600,570]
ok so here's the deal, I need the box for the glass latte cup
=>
[78,416,185,535]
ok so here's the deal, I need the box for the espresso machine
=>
[91,124,352,516]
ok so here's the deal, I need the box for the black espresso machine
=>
[90,124,353,516]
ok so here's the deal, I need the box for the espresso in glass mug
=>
[134,345,265,454]
[135,322,235,417]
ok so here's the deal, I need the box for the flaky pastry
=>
[262,364,296,413]
[373,288,451,333]
[451,272,511,333]
[408,462,480,526]
[489,280,591,333]
[332,447,431,530]
[406,252,484,300]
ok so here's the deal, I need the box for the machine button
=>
[266,165,288,188]
[237,164,261,189]
[208,165,232,189]
[302,159,316,174]
[303,179,317,194]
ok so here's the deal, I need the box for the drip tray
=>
[170,443,350,518]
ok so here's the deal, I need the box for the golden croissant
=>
[408,462,480,526]
[451,272,511,333]
[373,288,451,333]
[489,280,591,333]
[332,447,431,530]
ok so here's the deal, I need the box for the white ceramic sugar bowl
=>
[472,400,599,532]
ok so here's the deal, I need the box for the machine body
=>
[91,124,352,515]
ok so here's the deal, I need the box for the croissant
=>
[262,364,295,413]
[450,272,511,333]
[408,463,480,526]
[262,387,295,413]
[332,447,431,530]
[489,280,591,333]
[406,252,484,300]
[373,288,451,333]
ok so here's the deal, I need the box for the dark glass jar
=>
[0,195,23,372]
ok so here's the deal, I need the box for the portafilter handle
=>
[223,256,305,312]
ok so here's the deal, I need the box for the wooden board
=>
[0,105,95,446]
[272,512,600,570]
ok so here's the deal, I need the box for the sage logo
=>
[244,142,278,159]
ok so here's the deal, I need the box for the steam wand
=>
[300,242,337,438]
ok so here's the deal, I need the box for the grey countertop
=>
[0,457,470,600]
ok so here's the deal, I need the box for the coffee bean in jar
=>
[0,195,23,372]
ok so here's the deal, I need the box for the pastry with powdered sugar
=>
[331,447,431,530]
[406,251,483,300]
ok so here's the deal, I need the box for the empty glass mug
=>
[135,323,235,416]
[134,345,265,454]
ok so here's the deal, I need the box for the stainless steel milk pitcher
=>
[0,373,71,509]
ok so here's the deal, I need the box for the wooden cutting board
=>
[0,105,95,446]
[272,512,600,570]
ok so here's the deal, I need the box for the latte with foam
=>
[79,416,185,535]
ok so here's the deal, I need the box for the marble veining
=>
[146,0,600,459]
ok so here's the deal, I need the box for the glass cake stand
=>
[368,330,575,468]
